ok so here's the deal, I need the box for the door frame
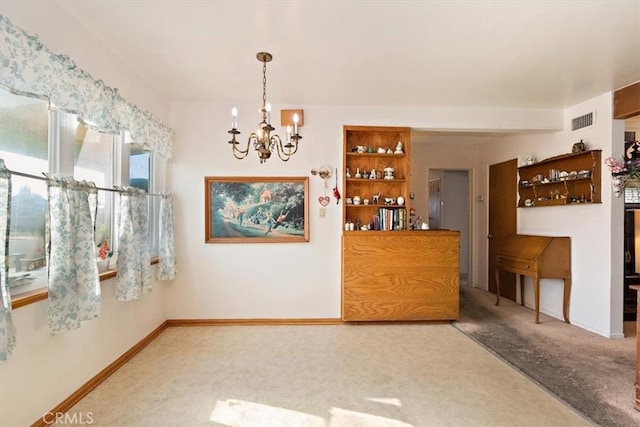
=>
[428,168,473,286]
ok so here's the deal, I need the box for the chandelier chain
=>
[262,61,267,113]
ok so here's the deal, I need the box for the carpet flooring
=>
[454,286,640,427]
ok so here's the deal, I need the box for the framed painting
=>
[205,176,309,243]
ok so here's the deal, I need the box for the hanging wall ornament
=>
[333,168,341,204]
[311,165,333,217]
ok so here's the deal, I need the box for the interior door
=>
[488,159,518,301]
[428,178,441,229]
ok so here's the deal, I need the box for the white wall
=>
[479,93,623,338]
[0,5,170,426]
[0,3,169,123]
[166,103,563,320]
[167,96,622,337]
[0,279,166,426]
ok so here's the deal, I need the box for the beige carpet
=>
[62,322,589,426]
[454,286,640,427]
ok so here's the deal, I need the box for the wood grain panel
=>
[342,231,460,321]
[614,82,640,120]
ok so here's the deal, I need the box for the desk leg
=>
[519,275,525,306]
[495,269,501,306]
[562,277,571,324]
[534,276,541,324]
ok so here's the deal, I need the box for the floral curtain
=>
[0,14,173,158]
[0,160,17,361]
[157,192,177,280]
[116,188,151,301]
[46,177,101,334]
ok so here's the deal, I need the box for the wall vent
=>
[625,131,636,142]
[571,112,594,131]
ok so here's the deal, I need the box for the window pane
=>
[129,145,149,192]
[127,142,155,254]
[0,88,49,296]
[73,122,114,248]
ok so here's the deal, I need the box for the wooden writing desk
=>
[495,234,571,324]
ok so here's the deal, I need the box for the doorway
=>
[428,178,441,230]
[428,169,470,284]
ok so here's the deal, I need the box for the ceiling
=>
[38,1,640,145]
[53,0,639,114]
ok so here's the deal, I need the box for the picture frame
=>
[205,176,309,243]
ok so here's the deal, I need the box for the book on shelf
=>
[375,207,407,230]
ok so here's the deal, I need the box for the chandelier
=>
[228,52,302,163]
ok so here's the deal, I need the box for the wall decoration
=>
[311,164,337,218]
[571,139,586,153]
[205,176,309,243]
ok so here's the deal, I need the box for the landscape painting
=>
[205,176,309,243]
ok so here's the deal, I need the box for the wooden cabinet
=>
[343,126,411,230]
[342,231,460,321]
[517,150,601,207]
[341,125,460,322]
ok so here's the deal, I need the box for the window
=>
[70,119,115,248]
[129,144,150,192]
[127,141,160,256]
[1,91,164,302]
[0,88,50,295]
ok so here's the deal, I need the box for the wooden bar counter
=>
[342,230,460,321]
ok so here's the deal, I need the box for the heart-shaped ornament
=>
[318,196,330,206]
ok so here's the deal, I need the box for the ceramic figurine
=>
[372,192,380,204]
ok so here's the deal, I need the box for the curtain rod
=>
[6,169,164,197]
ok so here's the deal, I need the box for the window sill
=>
[11,257,159,310]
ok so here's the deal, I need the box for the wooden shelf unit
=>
[341,125,460,322]
[343,126,411,231]
[517,150,602,207]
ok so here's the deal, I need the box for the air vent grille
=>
[572,112,593,131]
[625,131,636,142]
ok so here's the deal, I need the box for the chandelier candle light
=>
[228,52,302,163]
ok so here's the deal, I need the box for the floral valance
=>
[0,14,173,158]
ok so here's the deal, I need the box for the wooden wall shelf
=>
[517,150,602,207]
[343,126,411,231]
